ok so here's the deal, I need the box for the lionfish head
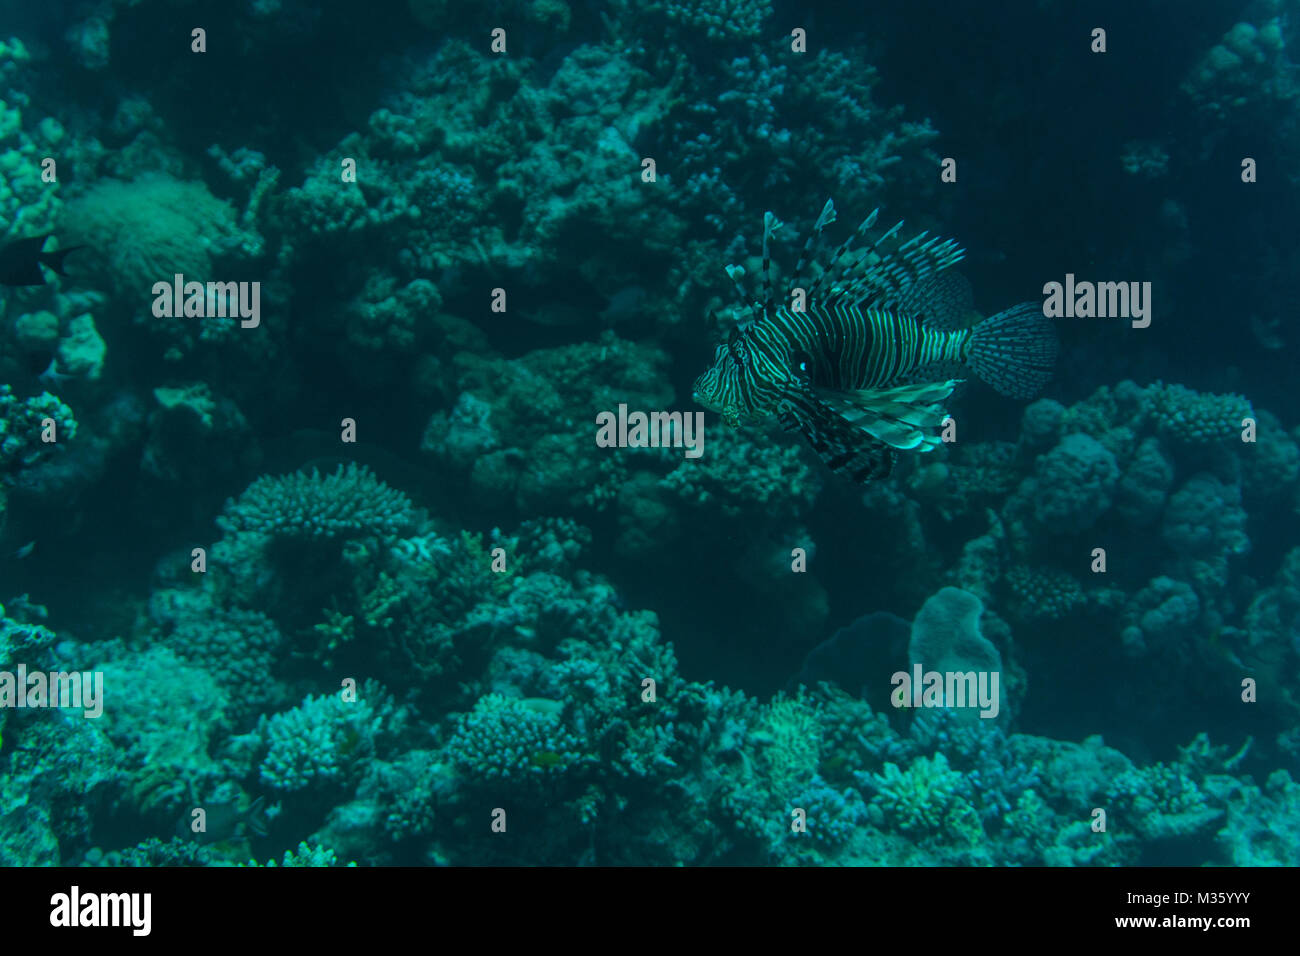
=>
[691,328,774,427]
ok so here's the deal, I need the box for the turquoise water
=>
[0,0,1296,866]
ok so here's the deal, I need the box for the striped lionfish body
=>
[691,200,1058,483]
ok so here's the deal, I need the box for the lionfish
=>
[691,200,1058,483]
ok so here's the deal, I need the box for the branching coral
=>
[865,753,982,843]
[259,687,396,793]
[0,386,77,473]
[217,464,415,542]
[445,693,585,785]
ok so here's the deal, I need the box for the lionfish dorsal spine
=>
[723,262,760,327]
[835,232,965,313]
[806,207,880,305]
[822,218,914,307]
[760,211,783,320]
[787,198,838,301]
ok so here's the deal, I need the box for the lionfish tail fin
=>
[968,302,1058,398]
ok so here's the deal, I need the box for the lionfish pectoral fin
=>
[777,389,896,484]
[818,380,962,451]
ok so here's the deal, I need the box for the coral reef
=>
[0,1,1297,872]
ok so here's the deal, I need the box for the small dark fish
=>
[791,610,911,710]
[176,794,271,844]
[0,233,84,287]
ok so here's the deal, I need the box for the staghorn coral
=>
[909,710,1040,823]
[639,0,772,43]
[248,841,350,867]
